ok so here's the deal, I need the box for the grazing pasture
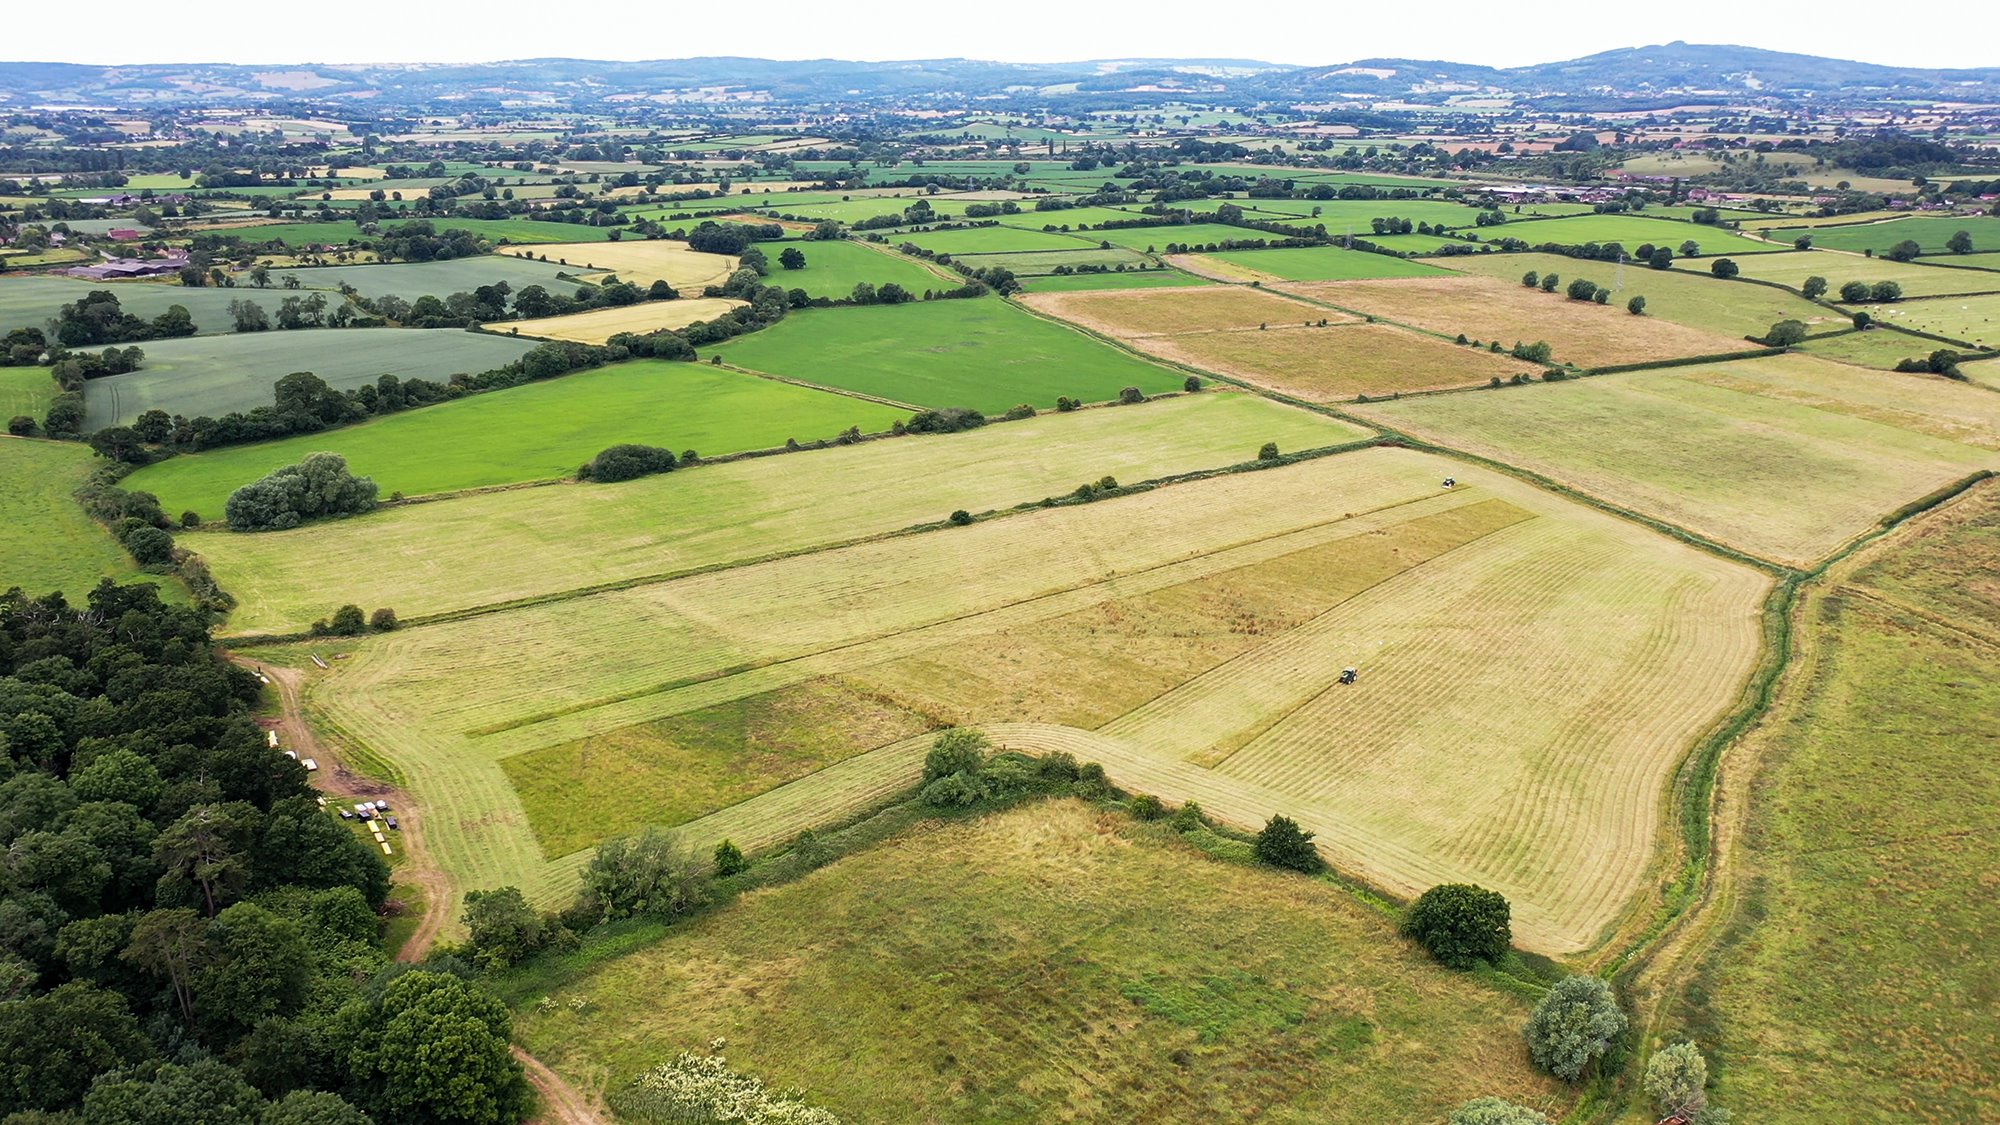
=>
[1697,486,2000,1124]
[1861,291,2000,348]
[1094,223,1280,251]
[252,255,583,301]
[1281,275,1747,367]
[0,438,174,598]
[1199,246,1452,281]
[890,225,1098,254]
[1446,252,1837,339]
[196,393,1364,634]
[1670,250,2000,299]
[1765,214,2000,256]
[495,240,736,289]
[0,276,291,336]
[1497,213,1779,255]
[713,298,1183,411]
[81,328,538,430]
[303,447,1764,952]
[416,218,628,244]
[1355,354,2000,564]
[121,361,905,518]
[516,800,1568,1125]
[761,239,947,298]
[1796,329,1950,370]
[505,297,745,343]
[952,247,1153,275]
[1020,268,1215,292]
[0,368,53,421]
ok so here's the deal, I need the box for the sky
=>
[5,1,1993,71]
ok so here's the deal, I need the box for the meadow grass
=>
[951,247,1152,275]
[1020,268,1215,292]
[760,239,947,298]
[422,218,628,244]
[1093,223,1280,251]
[0,367,54,421]
[0,438,175,598]
[711,298,1183,411]
[1765,213,2000,255]
[891,225,1100,254]
[1139,323,1543,401]
[0,275,293,337]
[1356,354,2000,565]
[254,255,582,300]
[1200,246,1453,281]
[1860,291,2000,348]
[1797,329,1949,370]
[1670,250,2000,299]
[1445,252,1838,340]
[514,800,1569,1124]
[80,328,538,430]
[122,361,906,519]
[200,392,1364,634]
[1496,213,1780,255]
[1694,485,2000,1124]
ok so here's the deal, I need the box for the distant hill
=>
[0,44,1995,111]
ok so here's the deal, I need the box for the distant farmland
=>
[496,239,737,289]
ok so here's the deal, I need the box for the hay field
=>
[1796,329,1946,370]
[1021,268,1215,292]
[495,240,737,289]
[1670,250,2000,299]
[200,393,1364,634]
[0,438,175,599]
[1356,355,2000,565]
[1280,275,1746,367]
[1021,284,1346,337]
[304,448,1764,952]
[1861,292,2000,348]
[1198,246,1452,282]
[507,297,745,343]
[1446,252,1838,339]
[516,800,1569,1125]
[1141,323,1543,401]
[1695,486,2000,1123]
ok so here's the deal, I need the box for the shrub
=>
[1764,319,1808,347]
[1565,277,1598,301]
[1117,386,1146,404]
[1626,295,1647,316]
[1520,271,1538,288]
[576,828,710,923]
[120,524,175,566]
[948,509,972,526]
[1538,273,1559,293]
[923,728,989,783]
[1073,761,1109,798]
[1002,403,1036,421]
[1128,794,1166,820]
[1402,884,1510,968]
[329,604,366,636]
[369,607,398,632]
[1839,280,1871,303]
[1253,815,1325,873]
[1644,1041,1710,1120]
[1055,396,1080,412]
[788,829,833,871]
[1885,239,1922,262]
[224,452,377,532]
[1170,800,1206,832]
[906,407,986,433]
[180,510,200,529]
[1258,441,1281,461]
[616,1047,840,1125]
[1523,975,1627,1082]
[711,839,748,877]
[1593,289,1608,305]
[6,415,33,436]
[579,443,676,483]
[1709,258,1739,279]
[1449,1097,1552,1125]
[920,771,987,808]
[1036,751,1080,782]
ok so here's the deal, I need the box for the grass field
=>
[0,276,293,337]
[1355,354,2000,565]
[495,240,736,289]
[1860,292,2000,348]
[122,362,906,519]
[952,247,1153,275]
[0,438,173,598]
[0,367,55,421]
[421,218,629,245]
[302,447,1764,952]
[1670,250,2000,299]
[1692,485,2000,1123]
[891,225,1098,254]
[1140,323,1542,401]
[228,219,370,247]
[1199,246,1451,281]
[1281,275,1749,367]
[515,800,1568,1124]
[713,298,1183,411]
[1020,269,1215,292]
[196,393,1364,634]
[1765,214,2000,256]
[1021,285,1348,337]
[1447,252,1838,340]
[81,328,538,430]
[761,239,947,298]
[505,298,745,343]
[1499,214,1780,255]
[1094,223,1281,251]
[1963,354,2000,391]
[255,256,583,301]
[1796,329,1952,370]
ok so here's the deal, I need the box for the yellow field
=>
[506,297,745,343]
[495,239,737,290]
[1021,285,1353,336]
[301,447,1767,951]
[1357,354,2000,565]
[1279,275,1748,367]
[1143,323,1541,401]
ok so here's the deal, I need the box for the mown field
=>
[762,239,948,298]
[1143,323,1541,401]
[0,438,173,598]
[123,361,906,519]
[81,327,538,430]
[1669,249,2000,299]
[714,298,1183,411]
[1496,214,1781,255]
[304,448,1764,952]
[1446,251,1838,340]
[495,240,736,289]
[515,800,1568,1124]
[1860,291,2000,348]
[1766,214,2000,256]
[198,392,1364,634]
[506,297,745,344]
[1693,485,2000,1124]
[1200,246,1451,281]
[1020,268,1215,292]
[1355,354,2000,565]
[1280,274,1750,367]
[892,225,1099,254]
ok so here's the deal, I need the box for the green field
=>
[1097,223,1284,251]
[0,276,293,337]
[953,247,1153,275]
[1202,246,1452,281]
[254,255,583,301]
[515,800,1568,1124]
[1446,252,1839,339]
[193,390,1363,634]
[1501,214,1780,255]
[892,225,1099,254]
[0,438,173,598]
[1355,354,2000,565]
[994,205,1174,230]
[122,361,906,519]
[1861,292,2000,348]
[81,328,538,430]
[1796,328,1953,370]
[420,218,630,244]
[764,240,948,298]
[1766,214,2000,256]
[226,220,370,247]
[712,298,1183,411]
[1671,249,2000,299]
[1020,268,1216,292]
[0,367,54,421]
[1693,486,2000,1123]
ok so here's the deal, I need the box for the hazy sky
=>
[6,1,1992,71]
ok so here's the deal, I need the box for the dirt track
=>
[515,1046,608,1125]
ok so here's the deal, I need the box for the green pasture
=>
[953,248,1152,276]
[1362,232,1487,253]
[995,206,1173,231]
[766,240,949,299]
[892,226,1100,254]
[1767,214,2000,256]
[0,276,292,336]
[1096,223,1287,251]
[1795,329,1946,370]
[1861,292,2000,348]
[123,361,906,519]
[711,298,1182,412]
[426,218,629,244]
[1206,246,1452,281]
[252,255,583,301]
[1671,250,2000,299]
[0,367,54,422]
[225,220,370,247]
[81,328,537,430]
[1502,214,1779,254]
[1019,269,1215,292]
[1446,252,1839,339]
[0,438,174,599]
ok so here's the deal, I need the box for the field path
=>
[515,1046,608,1125]
[247,660,453,961]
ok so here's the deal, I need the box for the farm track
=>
[516,1046,607,1125]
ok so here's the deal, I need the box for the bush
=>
[1839,280,1871,303]
[7,415,34,436]
[329,604,366,636]
[923,728,989,783]
[1626,295,1647,316]
[1117,386,1146,405]
[1644,1041,1711,1120]
[1402,883,1510,968]
[1258,441,1281,461]
[1073,761,1109,798]
[1170,799,1206,832]
[1182,375,1202,392]
[1036,751,1080,782]
[906,407,986,433]
[1523,975,1627,1082]
[1520,271,1539,288]
[1055,396,1080,412]
[579,443,677,483]
[224,453,377,532]
[1764,319,1809,347]
[1449,1097,1552,1125]
[1538,273,1559,293]
[948,509,972,526]
[368,607,398,632]
[711,838,748,877]
[1253,815,1325,873]
[576,828,710,923]
[1128,794,1166,820]
[1565,277,1598,301]
[180,510,200,529]
[119,524,175,566]
[920,771,988,808]
[1002,403,1036,421]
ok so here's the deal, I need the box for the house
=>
[107,228,144,241]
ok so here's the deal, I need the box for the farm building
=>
[67,252,188,280]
